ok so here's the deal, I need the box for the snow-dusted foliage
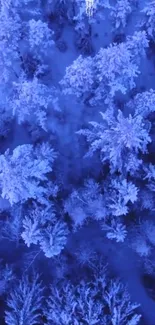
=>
[94,43,139,99]
[0,0,37,10]
[143,163,155,192]
[72,0,86,22]
[77,108,151,173]
[61,32,148,105]
[141,1,155,39]
[64,179,106,229]
[143,163,155,181]
[65,175,138,232]
[105,177,138,216]
[129,219,155,258]
[0,143,56,205]
[127,89,155,117]
[40,221,69,258]
[0,263,14,296]
[0,108,12,138]
[60,55,94,100]
[0,205,23,243]
[61,44,138,104]
[21,204,69,258]
[94,30,148,100]
[138,188,155,211]
[102,220,127,242]
[46,281,97,324]
[28,19,54,59]
[45,275,141,325]
[0,7,21,83]
[0,8,21,55]
[104,280,141,325]
[22,214,42,247]
[110,178,138,206]
[141,220,155,246]
[110,0,132,29]
[126,31,149,63]
[46,282,82,325]
[10,76,59,130]
[5,274,44,325]
[132,235,151,257]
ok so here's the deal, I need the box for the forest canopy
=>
[0,0,155,324]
